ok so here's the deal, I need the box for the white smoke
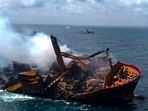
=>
[0,13,71,70]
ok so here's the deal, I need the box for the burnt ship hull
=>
[70,76,140,102]
[3,73,141,103]
[1,35,142,104]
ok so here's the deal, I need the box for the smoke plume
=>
[0,13,71,70]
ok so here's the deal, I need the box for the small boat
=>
[2,35,141,103]
[65,26,70,29]
[80,28,94,34]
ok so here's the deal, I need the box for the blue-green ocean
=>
[0,24,148,111]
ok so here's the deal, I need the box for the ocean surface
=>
[0,24,148,111]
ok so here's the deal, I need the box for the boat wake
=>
[0,90,34,102]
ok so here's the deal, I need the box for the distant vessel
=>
[65,26,70,29]
[1,35,141,103]
[80,28,94,34]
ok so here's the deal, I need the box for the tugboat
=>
[3,35,141,103]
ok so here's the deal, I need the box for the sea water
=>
[0,25,148,111]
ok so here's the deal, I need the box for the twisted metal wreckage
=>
[0,35,142,103]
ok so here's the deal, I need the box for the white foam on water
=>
[0,90,34,102]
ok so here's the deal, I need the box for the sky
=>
[0,0,148,26]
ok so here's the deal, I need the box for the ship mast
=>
[106,48,115,72]
[50,35,66,73]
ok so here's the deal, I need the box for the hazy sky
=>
[0,0,148,26]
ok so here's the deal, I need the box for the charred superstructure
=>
[0,35,142,102]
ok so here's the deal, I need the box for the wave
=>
[0,90,34,102]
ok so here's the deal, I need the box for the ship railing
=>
[60,48,109,60]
